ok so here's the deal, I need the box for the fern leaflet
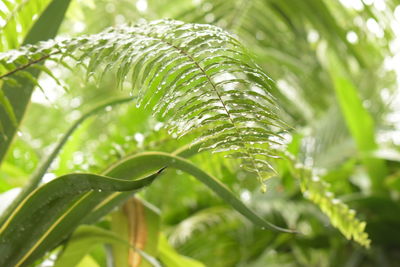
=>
[294,162,371,248]
[0,0,52,51]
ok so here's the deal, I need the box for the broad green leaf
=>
[0,168,162,266]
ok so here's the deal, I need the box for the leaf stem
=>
[0,54,52,79]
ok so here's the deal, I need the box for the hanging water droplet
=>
[261,183,267,193]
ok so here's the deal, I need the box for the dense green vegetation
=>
[0,0,400,266]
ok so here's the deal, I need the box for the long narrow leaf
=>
[102,152,296,233]
[327,51,387,192]
[0,168,163,266]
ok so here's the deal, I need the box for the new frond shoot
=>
[0,19,287,190]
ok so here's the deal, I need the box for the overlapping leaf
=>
[0,170,161,267]
[0,19,287,188]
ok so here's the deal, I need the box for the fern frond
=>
[0,19,287,189]
[169,207,241,245]
[175,0,248,31]
[0,0,52,51]
[294,163,370,248]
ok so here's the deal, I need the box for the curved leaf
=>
[98,152,297,233]
[0,168,163,266]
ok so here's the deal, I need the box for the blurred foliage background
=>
[1,0,400,266]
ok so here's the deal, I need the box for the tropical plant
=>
[0,0,399,266]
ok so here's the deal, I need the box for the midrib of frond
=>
[145,33,267,184]
[0,53,51,79]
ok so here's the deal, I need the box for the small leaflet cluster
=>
[295,163,371,248]
[0,19,287,189]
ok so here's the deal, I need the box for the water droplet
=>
[261,184,267,193]
[134,133,145,145]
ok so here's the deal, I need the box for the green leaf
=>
[55,225,161,267]
[55,225,129,267]
[386,175,400,192]
[76,256,100,267]
[327,51,387,192]
[0,87,17,127]
[158,234,205,267]
[103,152,296,233]
[0,168,162,266]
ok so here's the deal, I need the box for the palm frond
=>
[0,19,287,188]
